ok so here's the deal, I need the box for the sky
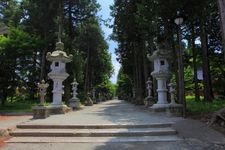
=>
[97,0,120,84]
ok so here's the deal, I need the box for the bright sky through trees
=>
[97,0,120,84]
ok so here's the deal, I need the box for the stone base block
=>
[32,106,49,119]
[47,105,71,114]
[166,104,183,117]
[149,104,170,112]
[0,129,8,137]
[69,99,81,110]
[93,99,98,104]
[145,97,154,107]
[96,99,101,103]
[85,99,93,106]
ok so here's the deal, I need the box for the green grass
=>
[0,101,36,113]
[186,96,225,114]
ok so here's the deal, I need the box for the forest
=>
[0,0,114,107]
[113,0,225,106]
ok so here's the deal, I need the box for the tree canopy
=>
[111,0,225,104]
[0,0,113,105]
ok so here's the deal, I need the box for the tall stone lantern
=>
[46,41,73,113]
[147,43,172,111]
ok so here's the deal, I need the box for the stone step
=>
[16,123,173,129]
[10,128,177,137]
[7,135,182,143]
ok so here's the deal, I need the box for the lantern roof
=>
[46,42,73,62]
[147,42,172,61]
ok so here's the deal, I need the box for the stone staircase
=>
[7,123,181,143]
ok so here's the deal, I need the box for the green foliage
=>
[0,0,22,26]
[186,96,225,114]
[71,50,85,84]
[0,27,40,105]
[74,17,113,95]
[96,76,116,99]
[112,0,225,104]
[0,99,35,113]
[116,67,133,99]
[0,0,114,108]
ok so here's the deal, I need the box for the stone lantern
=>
[147,43,172,111]
[46,41,73,113]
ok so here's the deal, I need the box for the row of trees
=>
[112,0,225,104]
[0,0,114,105]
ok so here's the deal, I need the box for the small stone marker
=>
[38,80,49,106]
[167,81,183,117]
[145,77,154,107]
[85,92,93,106]
[32,80,49,119]
[69,78,81,110]
[168,82,176,105]
[92,88,97,104]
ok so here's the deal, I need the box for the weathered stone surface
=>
[69,99,81,110]
[85,97,93,106]
[3,100,225,150]
[148,43,172,110]
[47,105,71,114]
[47,40,72,113]
[32,106,49,119]
[69,79,81,110]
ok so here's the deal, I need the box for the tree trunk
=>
[217,0,225,61]
[176,28,185,106]
[133,46,139,103]
[191,25,200,101]
[63,0,74,103]
[30,51,38,101]
[84,44,90,94]
[200,23,213,102]
[40,45,46,80]
[143,44,149,100]
[135,42,144,105]
[68,0,73,39]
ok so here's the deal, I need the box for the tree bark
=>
[133,45,139,103]
[40,48,46,80]
[200,23,213,102]
[217,0,225,61]
[63,0,74,103]
[176,28,185,105]
[68,0,74,39]
[191,25,200,101]
[84,43,90,94]
[135,41,145,105]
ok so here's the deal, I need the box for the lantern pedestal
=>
[47,105,71,114]
[32,106,49,119]
[69,99,81,110]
